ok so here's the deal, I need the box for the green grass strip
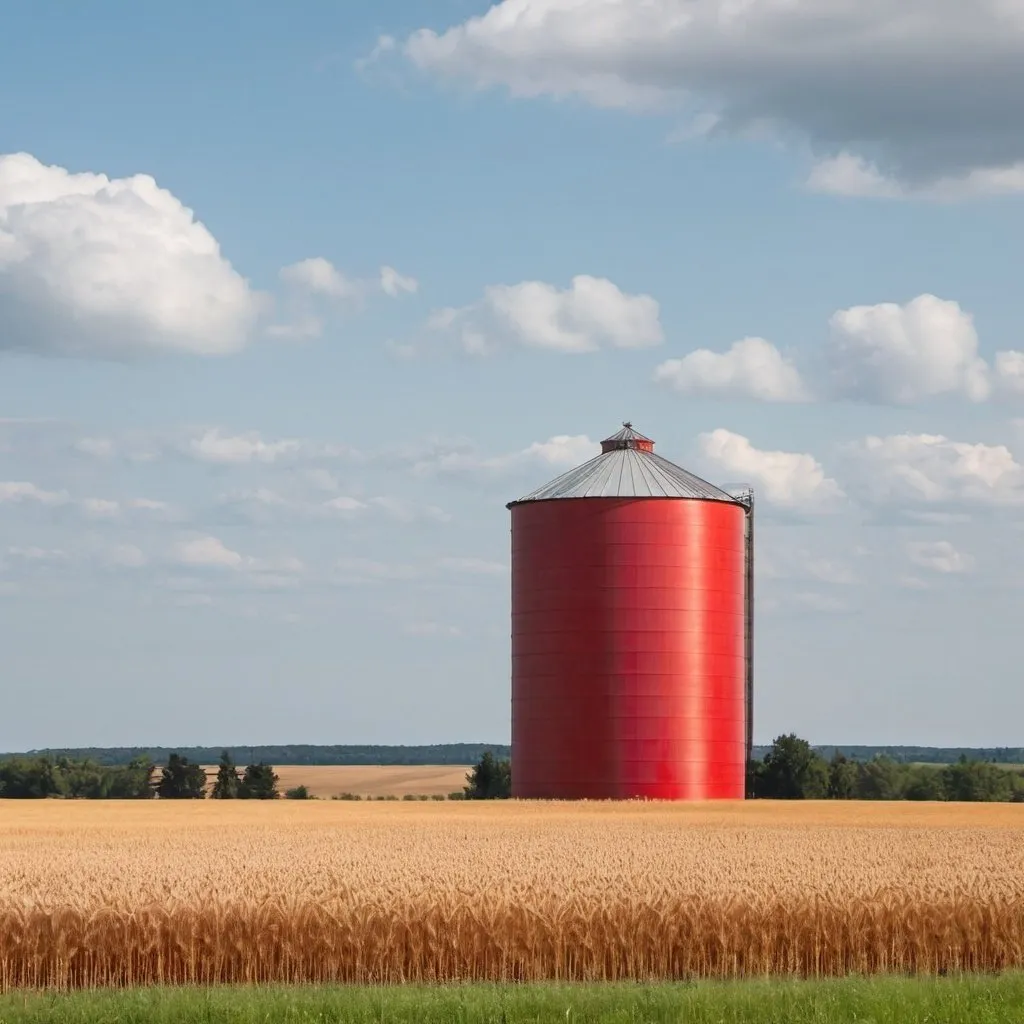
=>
[2,975,1024,1024]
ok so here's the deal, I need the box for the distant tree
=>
[464,751,512,799]
[155,754,207,799]
[238,762,279,800]
[210,751,240,800]
[0,757,62,798]
[285,784,311,800]
[942,759,1015,802]
[827,751,859,800]
[105,756,155,799]
[753,734,829,799]
[903,765,946,801]
[855,757,905,800]
[57,757,110,799]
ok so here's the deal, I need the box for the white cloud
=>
[808,152,1024,201]
[825,295,990,404]
[430,275,662,354]
[0,152,259,358]
[175,536,245,570]
[655,295,995,408]
[323,495,366,516]
[279,257,359,299]
[654,337,808,402]
[698,429,844,511]
[0,481,69,506]
[188,428,303,465]
[74,437,116,459]
[380,265,418,297]
[994,350,1024,396]
[402,1,1024,195]
[907,540,975,574]
[80,497,121,520]
[415,433,597,477]
[844,433,1024,507]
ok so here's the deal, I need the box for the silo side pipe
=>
[743,493,754,798]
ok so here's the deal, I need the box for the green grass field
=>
[2,976,1023,1024]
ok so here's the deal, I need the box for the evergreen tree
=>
[464,751,512,799]
[155,754,207,799]
[238,762,279,799]
[210,750,240,799]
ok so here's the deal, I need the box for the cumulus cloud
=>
[429,275,662,354]
[279,257,360,300]
[0,152,259,358]
[80,497,121,521]
[907,540,975,574]
[806,153,1024,201]
[401,1,1024,196]
[172,536,304,588]
[414,433,596,477]
[272,260,418,338]
[654,337,808,402]
[188,428,304,465]
[844,433,1024,507]
[175,535,245,569]
[825,295,990,404]
[380,265,418,297]
[994,350,1024,396]
[659,294,1003,406]
[0,480,178,523]
[698,429,844,511]
[0,481,69,506]
[74,437,116,459]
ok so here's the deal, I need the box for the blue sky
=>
[2,0,1024,750]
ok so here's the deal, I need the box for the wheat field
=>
[1,800,1023,990]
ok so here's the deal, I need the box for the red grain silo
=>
[507,423,754,800]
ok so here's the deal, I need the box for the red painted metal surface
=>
[510,496,746,800]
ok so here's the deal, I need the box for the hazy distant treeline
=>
[5,743,1023,768]
[1,744,513,767]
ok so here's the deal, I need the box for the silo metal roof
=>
[508,422,741,506]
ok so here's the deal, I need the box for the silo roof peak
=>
[601,422,655,454]
[508,423,743,506]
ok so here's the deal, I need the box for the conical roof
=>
[508,422,741,506]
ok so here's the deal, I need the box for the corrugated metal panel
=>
[509,423,739,505]
[510,496,747,800]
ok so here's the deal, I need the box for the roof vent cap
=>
[601,421,654,454]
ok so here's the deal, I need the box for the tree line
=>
[0,751,287,800]
[751,734,1024,802]
[459,738,1024,802]
[3,740,1020,802]
[7,742,1023,768]
[1,743,514,768]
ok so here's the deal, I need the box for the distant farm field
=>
[1,801,1023,990]
[199,764,472,798]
